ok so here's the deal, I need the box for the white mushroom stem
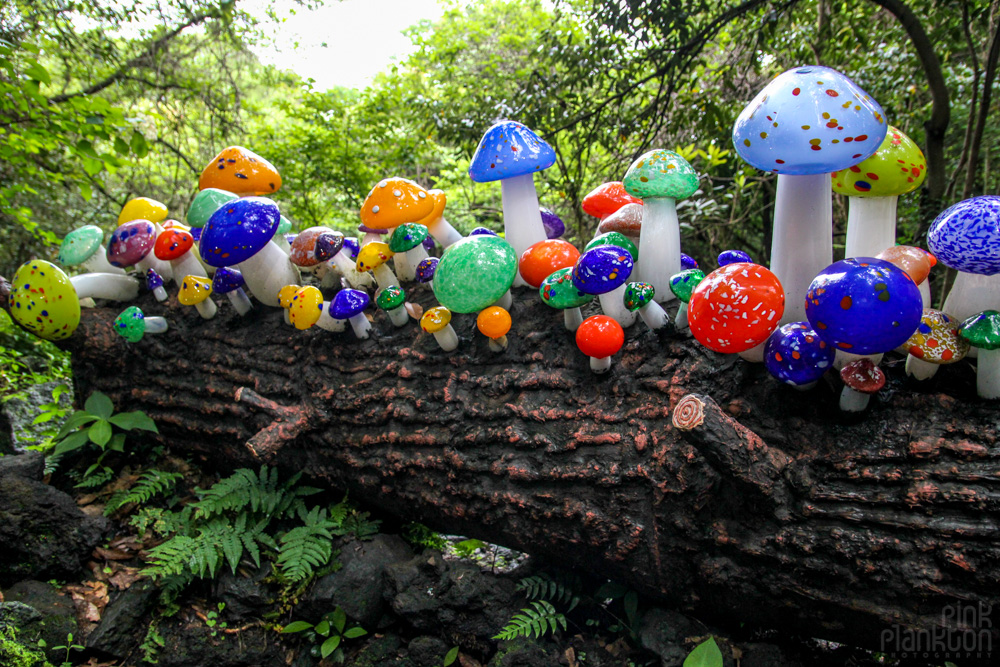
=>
[488,336,508,352]
[282,309,292,326]
[272,234,291,254]
[563,308,584,332]
[385,306,409,327]
[426,216,463,249]
[919,280,931,308]
[81,253,125,275]
[394,246,429,282]
[361,231,383,246]
[636,197,680,303]
[432,324,459,352]
[143,317,168,335]
[638,301,670,330]
[316,306,346,333]
[371,264,400,292]
[151,285,168,302]
[771,173,833,324]
[737,341,766,363]
[598,286,637,327]
[168,252,207,281]
[500,173,547,287]
[321,253,375,289]
[839,387,872,412]
[193,299,217,320]
[492,290,512,310]
[674,302,690,330]
[942,271,1000,324]
[235,241,300,308]
[224,289,253,316]
[976,348,1000,399]
[792,381,818,391]
[905,355,940,381]
[590,356,612,374]
[843,196,898,259]
[135,254,174,283]
[70,273,140,302]
[347,313,371,340]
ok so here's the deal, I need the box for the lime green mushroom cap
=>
[432,235,518,313]
[389,223,429,253]
[58,225,105,266]
[623,282,655,311]
[539,267,593,309]
[669,268,706,303]
[9,260,81,341]
[376,285,406,310]
[585,231,638,262]
[623,149,699,200]
[186,188,239,228]
[114,306,148,342]
[831,126,927,198]
[959,310,1000,350]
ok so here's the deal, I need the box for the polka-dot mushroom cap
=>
[9,260,81,341]
[58,226,105,267]
[107,220,158,268]
[290,227,335,268]
[585,231,638,262]
[468,120,556,183]
[668,269,706,303]
[113,306,149,343]
[905,309,969,365]
[832,126,926,197]
[687,263,784,353]
[198,146,282,197]
[733,65,887,175]
[571,245,634,296]
[289,286,323,330]
[539,267,594,310]
[764,321,835,387]
[199,197,281,267]
[622,149,699,200]
[927,196,1000,275]
[360,178,435,230]
[623,282,656,312]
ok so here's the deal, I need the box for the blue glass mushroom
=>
[572,245,635,327]
[329,288,371,339]
[415,257,439,288]
[145,268,167,302]
[680,253,699,271]
[718,250,752,267]
[540,208,565,239]
[212,267,253,316]
[470,227,499,237]
[764,322,835,389]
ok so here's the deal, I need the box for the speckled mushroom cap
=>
[585,232,638,262]
[927,196,1000,275]
[113,306,148,343]
[623,150,699,200]
[315,232,345,261]
[840,358,885,394]
[376,285,406,310]
[330,288,370,319]
[764,321,835,386]
[198,146,282,197]
[905,309,969,364]
[805,257,922,354]
[959,310,1000,351]
[468,120,556,183]
[277,284,301,310]
[107,220,158,268]
[582,182,643,220]
[360,178,434,230]
[669,269,706,303]
[356,242,395,272]
[415,257,439,284]
[119,197,168,225]
[875,245,933,285]
[289,286,323,330]
[146,269,163,291]
[389,223,430,253]
[199,197,281,267]
[58,226,105,266]
[420,306,452,333]
[597,203,643,238]
[470,227,498,237]
[413,190,447,227]
[9,260,81,341]
[212,267,246,294]
[572,245,634,296]
[540,208,565,239]
[688,263,785,353]
[681,253,699,270]
[832,126,926,196]
[154,228,194,261]
[433,235,518,313]
[718,250,752,267]
[733,65,887,174]
[186,188,239,228]
[540,267,594,310]
[343,237,360,260]
[289,226,335,268]
[178,275,213,305]
[623,282,655,311]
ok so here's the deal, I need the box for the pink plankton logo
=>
[880,603,994,660]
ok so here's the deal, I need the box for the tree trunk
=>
[57,286,1000,659]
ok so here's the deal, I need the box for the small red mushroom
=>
[839,358,885,412]
[576,314,625,374]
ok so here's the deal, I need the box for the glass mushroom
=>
[718,249,752,267]
[198,146,282,197]
[356,242,400,292]
[903,309,968,381]
[58,226,125,275]
[597,203,643,246]
[178,275,217,319]
[539,267,593,332]
[288,286,345,333]
[623,282,670,330]
[764,322,835,391]
[876,245,934,308]
[330,288,372,339]
[668,268,706,330]
[315,231,374,289]
[8,260,81,341]
[119,197,168,226]
[470,227,498,237]
[681,254,699,270]
[154,227,207,280]
[687,263,784,355]
[146,269,167,302]
[572,245,636,327]
[388,223,431,282]
[421,306,458,352]
[582,182,642,223]
[576,314,625,374]
[477,306,511,352]
[376,285,409,327]
[107,220,175,282]
[113,306,168,343]
[359,177,438,247]
[518,239,581,289]
[433,235,518,315]
[277,284,301,326]
[289,226,336,278]
[413,189,463,249]
[540,207,565,239]
[959,311,1000,399]
[212,267,253,316]
[840,358,885,412]
[186,187,239,228]
[415,257,439,291]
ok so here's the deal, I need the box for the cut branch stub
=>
[235,387,324,460]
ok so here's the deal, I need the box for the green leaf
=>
[84,392,114,419]
[443,646,460,666]
[56,411,98,439]
[79,180,93,201]
[113,136,129,155]
[280,621,313,634]
[88,419,112,447]
[108,411,158,433]
[332,607,346,634]
[130,131,148,158]
[320,635,341,658]
[342,626,367,639]
[107,433,126,452]
[624,590,638,624]
[82,156,103,176]
[684,637,723,667]
[24,61,50,84]
[53,431,90,455]
[315,620,330,637]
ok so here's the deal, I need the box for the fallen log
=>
[54,284,1000,659]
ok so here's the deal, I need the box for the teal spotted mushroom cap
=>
[669,269,706,303]
[113,306,148,343]
[539,267,593,309]
[623,282,655,312]
[58,225,105,266]
[389,223,429,253]
[959,311,1000,350]
[585,231,639,262]
[432,235,518,313]
[376,285,406,310]
[186,188,239,228]
[622,149,699,200]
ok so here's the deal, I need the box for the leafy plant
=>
[494,600,567,640]
[402,522,448,551]
[451,538,487,560]
[105,469,184,515]
[683,637,723,667]
[517,574,581,612]
[51,632,85,667]
[440,646,460,667]
[139,621,165,664]
[28,383,72,447]
[281,607,367,663]
[205,602,228,637]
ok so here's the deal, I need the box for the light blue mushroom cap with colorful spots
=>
[927,196,1000,275]
[468,120,556,183]
[732,65,887,175]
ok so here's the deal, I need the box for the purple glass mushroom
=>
[415,257,439,288]
[145,268,167,302]
[212,267,253,316]
[107,220,175,281]
[572,245,636,327]
[718,250,752,267]
[329,288,372,339]
[540,208,565,239]
[470,227,499,237]
[764,322,835,390]
[680,253,699,270]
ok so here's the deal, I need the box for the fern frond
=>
[516,574,581,612]
[494,601,566,640]
[105,469,183,515]
[276,509,335,583]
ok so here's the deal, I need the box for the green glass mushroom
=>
[959,310,1000,399]
[113,306,168,343]
[432,235,518,314]
[186,188,239,228]
[376,285,409,327]
[623,149,699,303]
[584,231,639,262]
[539,266,594,332]
[273,215,293,253]
[388,223,431,282]
[58,225,124,275]
[669,268,706,330]
[623,281,669,330]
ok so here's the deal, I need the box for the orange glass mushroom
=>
[518,239,581,288]
[688,263,784,354]
[198,146,282,197]
[477,306,512,351]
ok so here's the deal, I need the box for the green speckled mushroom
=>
[539,267,594,332]
[623,281,669,330]
[58,226,125,275]
[959,310,1000,399]
[433,235,518,314]
[623,149,699,302]
[376,285,409,327]
[669,268,706,330]
[388,223,430,282]
[186,188,239,228]
[113,306,168,342]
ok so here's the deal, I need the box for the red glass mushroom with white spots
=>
[687,263,784,354]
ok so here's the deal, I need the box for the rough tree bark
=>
[55,286,1000,658]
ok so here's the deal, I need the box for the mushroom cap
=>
[360,177,435,230]
[582,182,642,220]
[927,196,1000,275]
[681,253,699,270]
[113,306,148,343]
[518,239,581,288]
[58,226,105,266]
[688,263,785,353]
[477,306,511,338]
[906,308,969,364]
[413,190,447,227]
[733,65,887,175]
[623,282,655,311]
[315,232,345,261]
[623,150,699,200]
[154,228,194,261]
[343,237,360,260]
[186,188,239,228]
[572,245,634,296]
[840,358,885,394]
[959,310,1000,351]
[199,197,282,267]
[277,284,301,309]
[470,227,499,236]
[119,197,168,225]
[212,267,246,294]
[597,203,643,238]
[277,216,292,235]
[832,126,926,197]
[420,306,452,333]
[177,275,213,305]
[539,267,594,310]
[145,268,164,291]
[718,249,752,267]
[576,314,624,358]
[540,208,565,239]
[107,220,157,268]
[161,219,189,231]
[289,226,335,268]
[356,242,395,272]
[289,286,323,330]
[875,245,933,285]
[9,260,81,341]
[668,268,706,303]
[468,120,556,183]
[330,288,370,319]
[198,146,282,196]
[805,257,923,355]
[422,235,436,252]
[764,321,835,386]
[389,223,430,253]
[376,285,406,310]
[585,231,638,262]
[433,235,518,313]
[415,257,439,284]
